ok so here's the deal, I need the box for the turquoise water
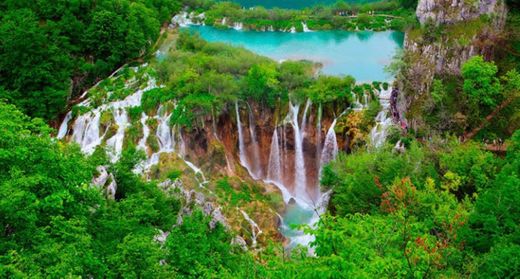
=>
[222,0,376,9]
[185,26,404,81]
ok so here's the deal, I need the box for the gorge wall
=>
[393,0,508,129]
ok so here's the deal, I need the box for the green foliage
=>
[0,102,253,277]
[0,0,180,120]
[158,33,371,128]
[324,142,434,215]
[0,9,71,120]
[462,56,502,109]
[244,63,280,106]
[165,210,246,277]
[439,142,500,195]
[462,131,520,254]
[307,75,355,105]
[141,88,170,114]
[195,0,415,32]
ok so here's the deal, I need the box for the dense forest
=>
[0,0,180,121]
[1,0,520,278]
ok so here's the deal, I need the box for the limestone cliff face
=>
[416,0,505,25]
[181,102,340,198]
[393,0,507,129]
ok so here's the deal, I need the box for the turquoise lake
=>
[185,26,404,81]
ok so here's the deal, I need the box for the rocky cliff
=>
[416,0,505,25]
[393,0,507,130]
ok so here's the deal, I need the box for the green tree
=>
[244,63,280,106]
[0,9,71,120]
[461,56,502,112]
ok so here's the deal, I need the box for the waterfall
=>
[239,209,262,248]
[370,87,393,148]
[235,102,257,179]
[105,108,129,162]
[301,22,312,32]
[156,106,174,152]
[320,119,339,168]
[62,72,156,157]
[282,125,288,175]
[267,129,281,183]
[247,105,262,178]
[57,112,72,139]
[315,103,323,173]
[301,99,311,136]
[73,111,103,155]
[171,12,193,27]
[138,106,175,172]
[233,22,243,30]
[289,102,308,201]
[138,113,149,152]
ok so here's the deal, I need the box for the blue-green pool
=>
[185,25,404,81]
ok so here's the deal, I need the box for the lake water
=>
[185,26,404,81]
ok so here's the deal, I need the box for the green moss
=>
[127,106,143,123]
[167,169,183,180]
[142,88,167,114]
[104,123,118,140]
[147,134,160,153]
[71,105,91,117]
[100,110,113,127]
[123,121,143,150]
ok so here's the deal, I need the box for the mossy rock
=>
[100,110,114,130]
[147,134,160,153]
[123,122,143,150]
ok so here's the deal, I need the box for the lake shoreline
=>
[180,24,404,80]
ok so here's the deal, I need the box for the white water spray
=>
[267,128,281,183]
[320,119,339,167]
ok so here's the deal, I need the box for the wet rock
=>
[210,208,229,230]
[92,166,117,199]
[92,166,109,187]
[417,0,504,25]
[232,236,248,251]
[203,202,214,215]
[154,230,170,245]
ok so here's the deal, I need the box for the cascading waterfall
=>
[247,105,262,178]
[137,105,175,172]
[64,73,156,158]
[235,102,258,179]
[106,108,129,162]
[239,209,262,248]
[233,22,243,30]
[73,111,103,155]
[138,113,149,151]
[267,128,281,183]
[57,111,72,139]
[315,103,323,173]
[289,102,308,201]
[301,22,312,32]
[370,87,393,148]
[156,106,174,152]
[320,119,339,168]
[60,64,349,251]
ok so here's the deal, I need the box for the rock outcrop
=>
[393,0,507,130]
[417,0,505,25]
